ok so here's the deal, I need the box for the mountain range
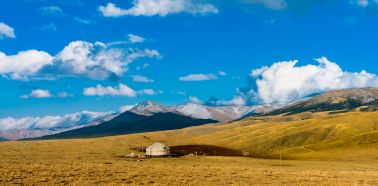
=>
[32,101,269,140]
[1,88,377,141]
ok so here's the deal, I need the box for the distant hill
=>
[38,102,218,140]
[265,88,378,115]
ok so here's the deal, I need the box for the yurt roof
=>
[147,143,169,150]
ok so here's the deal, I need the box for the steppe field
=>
[0,112,377,185]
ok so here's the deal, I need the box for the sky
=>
[0,0,378,121]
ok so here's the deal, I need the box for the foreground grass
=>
[1,155,377,185]
[0,111,377,185]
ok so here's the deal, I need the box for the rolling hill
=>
[184,112,378,160]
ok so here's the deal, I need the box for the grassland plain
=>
[0,112,377,185]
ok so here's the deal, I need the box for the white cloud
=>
[30,89,52,98]
[207,96,246,106]
[0,22,15,39]
[128,34,145,43]
[99,3,127,17]
[38,6,64,15]
[218,71,227,76]
[0,50,53,80]
[21,89,72,99]
[136,63,150,70]
[40,23,58,32]
[242,0,287,10]
[356,0,369,7]
[0,111,112,131]
[83,83,162,97]
[189,96,203,104]
[139,89,156,95]
[83,84,137,97]
[138,89,163,95]
[249,57,378,104]
[132,75,154,83]
[179,73,217,81]
[74,17,92,25]
[177,91,186,95]
[106,34,146,47]
[99,0,219,17]
[57,92,73,98]
[0,40,160,81]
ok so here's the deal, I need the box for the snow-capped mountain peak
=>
[130,101,171,116]
[172,103,213,119]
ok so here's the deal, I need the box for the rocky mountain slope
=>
[2,101,267,140]
[266,88,378,115]
[38,103,218,139]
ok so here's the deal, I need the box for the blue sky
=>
[0,0,378,118]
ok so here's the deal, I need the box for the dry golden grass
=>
[1,156,378,185]
[0,111,377,185]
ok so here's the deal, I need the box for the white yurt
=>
[146,143,170,157]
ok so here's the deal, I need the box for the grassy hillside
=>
[186,112,378,160]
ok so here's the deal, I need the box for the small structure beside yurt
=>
[146,143,170,157]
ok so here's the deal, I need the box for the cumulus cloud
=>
[99,0,219,17]
[0,40,160,81]
[0,111,112,131]
[21,89,72,99]
[132,75,154,83]
[0,50,53,80]
[21,89,52,99]
[0,22,15,39]
[244,57,378,104]
[242,0,287,10]
[83,84,137,97]
[189,96,203,104]
[179,73,217,81]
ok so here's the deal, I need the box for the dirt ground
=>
[1,155,377,186]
